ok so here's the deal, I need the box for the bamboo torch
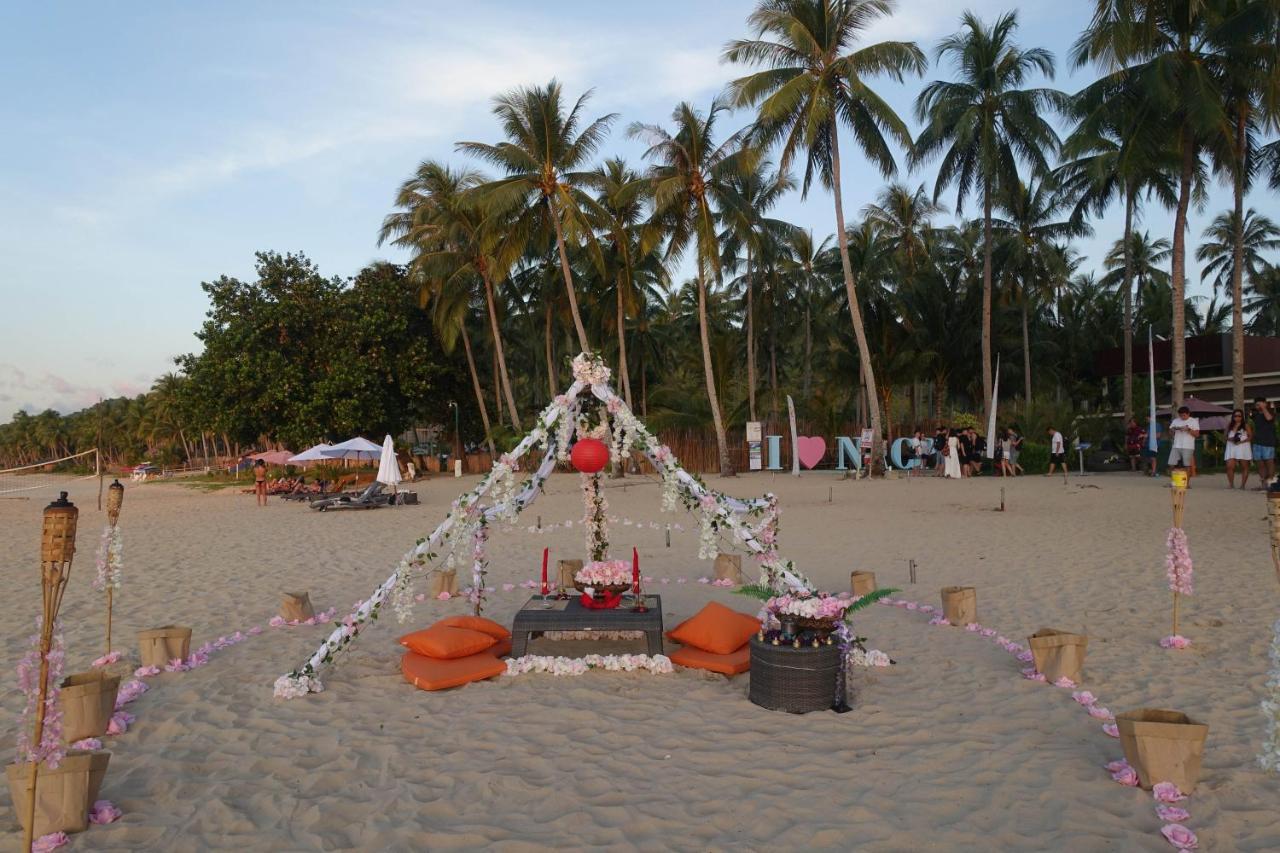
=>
[1268,488,1280,588]
[1170,468,1188,636]
[24,492,78,850]
[104,479,124,654]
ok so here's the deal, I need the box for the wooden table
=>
[510,595,664,657]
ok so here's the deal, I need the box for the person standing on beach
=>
[1125,418,1144,472]
[1168,406,1200,479]
[1008,425,1024,475]
[254,459,268,506]
[1252,397,1276,487]
[1224,408,1252,489]
[1046,426,1067,481]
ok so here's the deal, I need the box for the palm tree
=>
[724,0,926,473]
[457,80,617,353]
[912,10,1066,431]
[719,160,795,422]
[631,101,751,476]
[1072,1,1236,406]
[993,178,1090,400]
[379,160,522,430]
[1246,262,1280,334]
[585,158,651,407]
[782,228,833,402]
[1197,208,1280,295]
[430,280,498,458]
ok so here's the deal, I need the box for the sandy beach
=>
[0,471,1276,850]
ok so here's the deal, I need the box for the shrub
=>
[1017,442,1049,475]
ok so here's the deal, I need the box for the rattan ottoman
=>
[748,636,840,713]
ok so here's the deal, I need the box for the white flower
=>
[274,673,323,699]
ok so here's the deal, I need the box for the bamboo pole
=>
[1267,492,1280,587]
[104,480,124,655]
[1171,474,1187,639]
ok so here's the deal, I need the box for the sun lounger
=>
[310,482,389,511]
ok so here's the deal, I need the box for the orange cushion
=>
[398,625,497,659]
[490,637,512,658]
[666,601,761,655]
[669,643,751,675]
[437,615,511,641]
[401,651,506,691]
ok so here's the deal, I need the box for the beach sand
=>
[1,471,1278,850]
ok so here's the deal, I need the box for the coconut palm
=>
[430,280,498,458]
[718,160,795,422]
[379,160,523,430]
[782,228,833,402]
[1197,209,1280,296]
[631,101,751,475]
[723,0,926,473]
[457,80,617,353]
[1072,1,1237,406]
[1246,262,1280,334]
[912,10,1066,431]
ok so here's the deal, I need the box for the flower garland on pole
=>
[1260,617,1280,773]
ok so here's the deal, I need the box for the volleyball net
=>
[0,449,99,496]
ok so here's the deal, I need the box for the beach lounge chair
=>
[310,481,389,511]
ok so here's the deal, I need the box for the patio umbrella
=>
[319,437,382,461]
[1158,396,1233,431]
[249,450,296,466]
[376,434,401,494]
[287,443,332,464]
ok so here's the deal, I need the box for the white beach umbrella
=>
[288,443,332,463]
[319,437,382,460]
[376,434,401,490]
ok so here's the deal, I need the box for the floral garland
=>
[1163,527,1194,649]
[15,618,65,769]
[582,473,609,561]
[469,520,489,613]
[93,524,123,592]
[1260,617,1280,774]
[571,351,612,386]
[504,653,673,676]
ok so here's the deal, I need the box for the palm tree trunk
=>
[1171,129,1194,407]
[1122,190,1135,424]
[481,274,520,430]
[1021,301,1032,402]
[460,321,497,459]
[803,294,812,402]
[829,125,884,474]
[616,271,633,407]
[769,317,779,421]
[746,246,757,422]
[697,263,733,476]
[547,197,590,352]
[492,346,502,424]
[545,299,556,398]
[1231,107,1247,411]
[981,179,995,432]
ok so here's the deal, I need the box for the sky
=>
[2,0,1275,418]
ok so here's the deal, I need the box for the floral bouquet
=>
[574,559,631,596]
[764,591,849,638]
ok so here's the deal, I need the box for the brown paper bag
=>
[1115,709,1208,792]
[6,750,110,836]
[60,672,121,742]
[557,560,583,593]
[137,625,192,668]
[850,571,877,596]
[280,591,315,622]
[941,586,977,626]
[714,553,743,584]
[1027,629,1087,683]
[429,570,459,597]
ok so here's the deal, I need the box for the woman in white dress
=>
[944,434,962,479]
[1224,408,1252,489]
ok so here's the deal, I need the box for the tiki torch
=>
[104,479,124,653]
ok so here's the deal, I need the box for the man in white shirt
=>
[1046,426,1068,482]
[1168,405,1200,476]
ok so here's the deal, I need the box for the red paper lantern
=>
[571,438,609,474]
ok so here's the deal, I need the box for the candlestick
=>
[540,547,549,597]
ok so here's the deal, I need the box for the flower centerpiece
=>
[764,591,849,639]
[574,559,631,597]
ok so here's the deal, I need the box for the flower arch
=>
[275,353,815,698]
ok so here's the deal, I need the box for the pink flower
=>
[980,628,997,638]
[32,832,68,852]
[91,651,121,668]
[928,616,950,626]
[905,602,919,611]
[1153,782,1187,803]
[88,799,122,824]
[1105,759,1132,773]
[1073,690,1097,706]
[1156,805,1191,823]
[248,625,264,635]
[437,591,451,600]
[268,616,286,628]
[1017,651,1034,662]
[1103,723,1119,738]
[1088,705,1114,721]
[134,665,160,677]
[1111,765,1139,786]
[1053,676,1076,688]
[502,583,515,592]
[1160,635,1192,650]
[70,738,102,751]
[106,711,134,735]
[1160,823,1198,849]
[1021,667,1046,682]
[964,622,980,631]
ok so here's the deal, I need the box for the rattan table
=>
[510,595,664,657]
[748,636,841,713]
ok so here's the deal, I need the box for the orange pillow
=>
[669,644,751,675]
[437,615,511,641]
[401,651,505,691]
[398,625,496,659]
[666,601,761,655]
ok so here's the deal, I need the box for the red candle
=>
[632,547,640,594]
[540,547,549,596]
